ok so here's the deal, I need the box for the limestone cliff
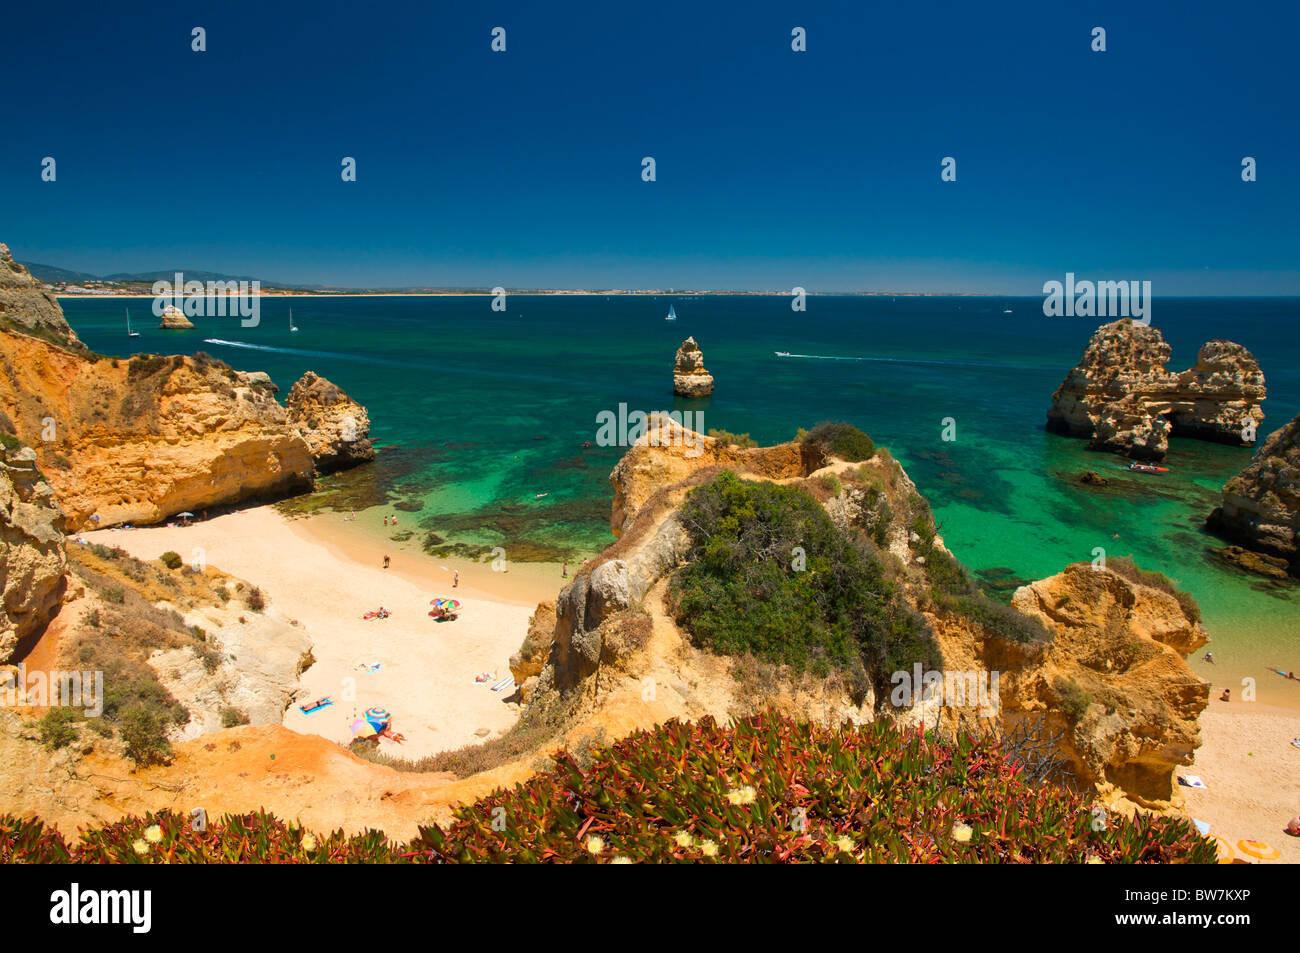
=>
[672,337,714,397]
[0,441,67,663]
[0,327,316,530]
[158,304,195,330]
[1207,413,1300,576]
[0,244,82,350]
[286,371,375,473]
[516,423,1211,809]
[1046,319,1265,460]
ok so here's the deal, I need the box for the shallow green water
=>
[63,295,1300,705]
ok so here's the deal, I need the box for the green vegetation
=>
[1055,678,1094,721]
[220,706,251,729]
[118,706,173,766]
[160,551,183,570]
[0,714,1215,863]
[815,472,842,496]
[1105,556,1202,623]
[669,472,939,697]
[706,428,758,448]
[245,586,266,612]
[38,708,85,750]
[798,421,876,462]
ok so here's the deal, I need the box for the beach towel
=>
[1193,819,1211,836]
[490,677,515,693]
[357,661,382,673]
[1178,775,1207,789]
[299,698,333,715]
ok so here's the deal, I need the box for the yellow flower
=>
[832,835,854,854]
[143,825,163,844]
[132,838,149,855]
[1086,854,1104,865]
[673,831,694,849]
[585,835,605,854]
[699,839,719,858]
[951,823,973,844]
[726,785,757,806]
[611,856,632,864]
[301,833,318,851]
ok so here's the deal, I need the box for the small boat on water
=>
[126,308,139,337]
[1129,462,1170,474]
[289,308,299,332]
[665,305,677,321]
[775,351,791,357]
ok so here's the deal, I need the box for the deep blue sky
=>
[2,1,1297,292]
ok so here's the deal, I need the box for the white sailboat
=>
[289,307,299,332]
[126,307,139,337]
[665,304,677,321]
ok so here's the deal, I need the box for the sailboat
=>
[665,304,677,322]
[289,308,299,332]
[126,307,139,337]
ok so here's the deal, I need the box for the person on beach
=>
[453,570,459,588]
[1204,652,1215,664]
[562,562,568,578]
[1219,688,1231,702]
[383,555,391,569]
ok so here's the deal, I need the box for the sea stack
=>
[1046,318,1265,460]
[286,371,376,473]
[1207,413,1300,577]
[672,337,714,397]
[159,304,195,329]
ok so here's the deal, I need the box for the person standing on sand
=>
[453,570,459,588]
[383,555,391,569]
[562,562,568,579]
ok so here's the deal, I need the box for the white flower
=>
[699,838,719,858]
[611,856,632,864]
[143,825,163,844]
[585,835,605,854]
[951,822,973,844]
[673,831,694,849]
[726,785,757,806]
[301,833,318,851]
[832,835,854,853]
[132,838,149,855]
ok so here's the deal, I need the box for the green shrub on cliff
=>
[1105,556,1201,623]
[669,472,939,696]
[799,421,876,462]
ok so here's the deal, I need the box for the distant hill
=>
[21,262,103,284]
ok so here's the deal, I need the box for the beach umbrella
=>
[364,707,390,731]
[1208,836,1235,864]
[429,598,461,611]
[1236,839,1281,861]
[351,720,376,738]
[177,512,195,517]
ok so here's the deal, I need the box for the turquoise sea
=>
[61,295,1300,706]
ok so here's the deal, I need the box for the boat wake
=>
[774,351,1051,371]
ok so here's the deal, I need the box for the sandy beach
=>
[83,506,567,759]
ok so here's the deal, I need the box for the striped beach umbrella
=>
[1236,839,1280,861]
[1208,836,1234,864]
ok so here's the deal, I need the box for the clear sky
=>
[2,0,1297,292]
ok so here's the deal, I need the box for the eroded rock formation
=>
[0,327,315,529]
[0,441,67,663]
[1207,413,1300,576]
[158,304,195,330]
[1047,319,1265,460]
[286,371,375,473]
[0,244,82,349]
[672,337,714,397]
[517,422,1212,809]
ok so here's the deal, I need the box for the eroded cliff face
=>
[0,442,68,663]
[1207,413,1300,576]
[1046,319,1265,460]
[672,337,714,398]
[0,244,82,350]
[517,423,1211,809]
[286,371,375,473]
[0,329,316,530]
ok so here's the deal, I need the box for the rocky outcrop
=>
[520,423,1213,809]
[1207,413,1300,576]
[0,442,67,663]
[1000,565,1209,808]
[0,327,315,530]
[672,337,714,397]
[158,305,195,330]
[286,371,375,473]
[1047,319,1265,460]
[609,414,825,535]
[0,244,82,350]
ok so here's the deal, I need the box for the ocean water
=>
[61,295,1300,705]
